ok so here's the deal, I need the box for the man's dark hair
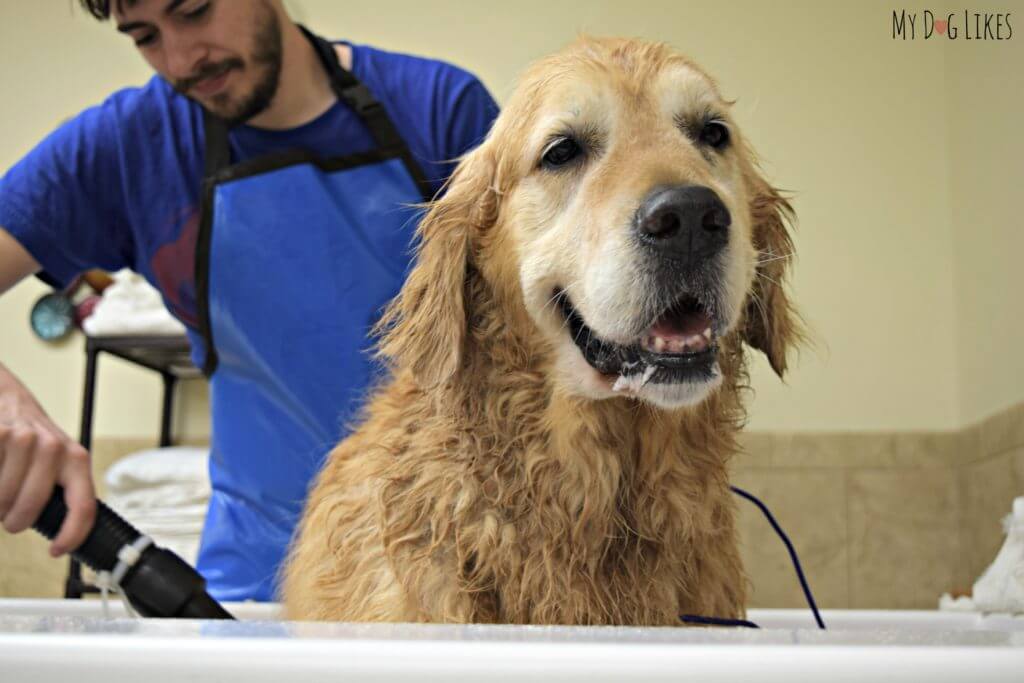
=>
[79,1,132,20]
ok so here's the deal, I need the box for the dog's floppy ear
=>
[375,145,499,388]
[741,174,803,378]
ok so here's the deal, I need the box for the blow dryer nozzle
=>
[33,486,234,620]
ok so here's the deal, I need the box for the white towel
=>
[971,497,1024,614]
[105,447,210,490]
[104,447,211,566]
[83,269,186,336]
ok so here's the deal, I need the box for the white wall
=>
[945,34,1024,427]
[1,0,1020,437]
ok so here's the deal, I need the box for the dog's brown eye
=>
[541,137,582,169]
[700,121,730,150]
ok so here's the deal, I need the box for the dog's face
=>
[379,38,798,411]
[505,47,762,408]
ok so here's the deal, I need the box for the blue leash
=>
[678,486,827,630]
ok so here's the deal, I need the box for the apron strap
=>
[195,26,436,377]
[196,109,225,376]
[202,108,231,179]
[300,25,433,201]
[202,26,432,198]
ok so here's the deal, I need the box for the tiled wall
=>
[734,401,1024,609]
[2,405,1023,609]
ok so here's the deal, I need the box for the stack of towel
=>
[104,447,210,565]
[82,269,186,336]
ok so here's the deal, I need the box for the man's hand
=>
[0,363,96,556]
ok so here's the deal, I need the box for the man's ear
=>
[741,175,804,378]
[374,146,499,388]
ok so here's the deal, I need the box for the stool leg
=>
[159,372,176,448]
[79,345,98,452]
[67,343,99,599]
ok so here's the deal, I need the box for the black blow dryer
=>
[33,486,234,620]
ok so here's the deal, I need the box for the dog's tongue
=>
[641,305,713,355]
[650,309,712,340]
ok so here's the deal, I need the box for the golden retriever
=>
[281,36,800,625]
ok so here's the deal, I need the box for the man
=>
[0,0,498,600]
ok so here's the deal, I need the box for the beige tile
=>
[978,401,1024,459]
[0,529,66,598]
[780,433,854,468]
[953,464,974,592]
[736,432,791,469]
[731,468,847,609]
[1012,447,1024,489]
[891,431,960,468]
[741,431,959,469]
[961,450,1024,586]
[734,432,775,467]
[848,468,960,608]
[739,431,851,469]
[956,421,984,465]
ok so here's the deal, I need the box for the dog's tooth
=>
[702,327,712,341]
[653,336,666,352]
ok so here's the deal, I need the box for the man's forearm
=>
[0,226,41,296]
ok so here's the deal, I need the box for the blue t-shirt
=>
[0,41,498,331]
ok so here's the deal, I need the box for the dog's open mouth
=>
[556,289,719,388]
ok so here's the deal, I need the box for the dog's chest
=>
[462,471,695,625]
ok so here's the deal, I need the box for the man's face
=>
[115,0,283,125]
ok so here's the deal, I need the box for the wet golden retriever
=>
[282,36,800,625]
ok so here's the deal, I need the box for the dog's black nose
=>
[635,185,730,263]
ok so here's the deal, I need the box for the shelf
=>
[84,335,200,378]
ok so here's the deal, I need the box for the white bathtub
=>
[1,599,1022,682]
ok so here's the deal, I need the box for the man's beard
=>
[173,4,283,126]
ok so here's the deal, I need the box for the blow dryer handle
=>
[33,486,234,620]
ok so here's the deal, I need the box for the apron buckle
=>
[339,83,383,117]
